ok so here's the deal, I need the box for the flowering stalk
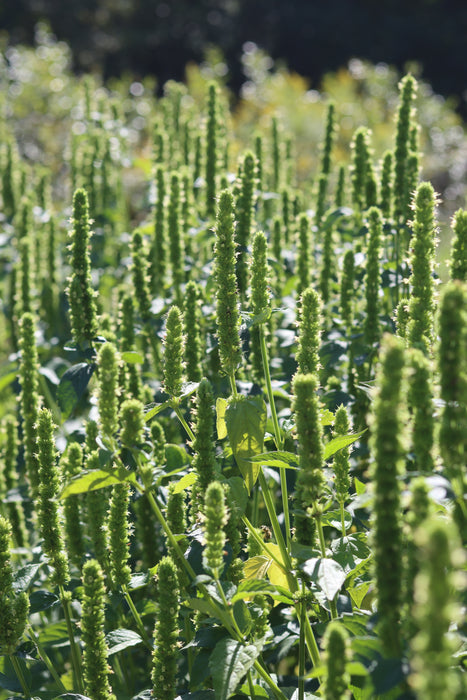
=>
[81,559,116,700]
[393,75,417,225]
[449,208,467,281]
[407,349,435,472]
[369,335,407,657]
[1,417,27,547]
[151,165,166,293]
[205,82,218,218]
[321,622,351,700]
[296,213,311,299]
[296,287,322,376]
[190,378,218,518]
[168,171,184,304]
[340,250,355,332]
[213,189,242,395]
[61,442,85,569]
[183,281,203,383]
[332,405,352,534]
[18,312,41,497]
[203,481,227,578]
[364,206,382,345]
[379,150,393,219]
[335,165,346,207]
[151,555,181,700]
[235,150,256,297]
[163,305,185,399]
[66,188,99,344]
[97,343,120,444]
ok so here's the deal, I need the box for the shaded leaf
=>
[121,351,145,364]
[225,396,267,492]
[144,400,171,422]
[12,563,42,593]
[29,590,59,613]
[105,629,142,656]
[247,451,299,470]
[58,363,95,419]
[209,639,260,700]
[301,558,347,600]
[60,468,137,498]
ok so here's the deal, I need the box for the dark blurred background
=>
[2,0,467,113]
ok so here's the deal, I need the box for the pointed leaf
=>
[243,555,272,581]
[12,563,42,593]
[225,396,267,492]
[58,363,95,419]
[105,629,142,656]
[172,471,198,494]
[121,351,145,364]
[301,558,347,600]
[144,400,171,422]
[60,468,137,498]
[209,639,260,700]
[216,397,228,440]
[323,430,366,460]
[247,451,299,470]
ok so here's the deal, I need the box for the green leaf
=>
[53,694,93,699]
[38,621,70,646]
[323,430,366,460]
[246,451,299,470]
[243,556,272,581]
[58,362,95,419]
[121,351,145,364]
[0,371,17,393]
[216,397,228,439]
[320,510,353,532]
[209,639,260,700]
[171,471,198,494]
[354,477,366,495]
[165,444,189,470]
[226,477,249,518]
[127,572,149,590]
[331,534,371,575]
[319,408,335,427]
[225,396,267,492]
[60,468,137,498]
[301,558,347,600]
[12,563,42,593]
[348,580,372,609]
[29,590,59,613]
[105,629,142,656]
[232,579,282,602]
[233,600,253,636]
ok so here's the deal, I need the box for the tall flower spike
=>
[407,182,438,354]
[407,348,435,472]
[97,343,120,441]
[319,208,335,305]
[271,116,280,192]
[292,373,325,546]
[131,229,152,323]
[379,151,393,219]
[296,287,322,376]
[205,82,218,218]
[168,171,184,304]
[18,312,41,497]
[86,451,109,570]
[340,250,355,332]
[393,75,417,225]
[213,189,242,382]
[333,405,352,507]
[203,481,228,577]
[151,165,166,294]
[191,378,218,517]
[410,518,464,700]
[335,165,346,207]
[235,150,256,297]
[250,230,270,384]
[350,127,372,215]
[369,335,407,657]
[151,556,180,700]
[162,305,185,398]
[37,408,70,587]
[66,188,98,344]
[108,482,132,589]
[81,560,116,700]
[364,206,382,345]
[183,281,203,383]
[449,208,467,281]
[61,442,85,569]
[296,213,311,298]
[321,622,351,700]
[0,516,29,655]
[1,418,27,547]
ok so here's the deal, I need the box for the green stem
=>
[10,654,30,698]
[339,501,347,536]
[247,670,256,698]
[298,582,306,700]
[303,614,321,668]
[27,626,67,692]
[229,372,238,398]
[172,402,195,442]
[215,576,244,639]
[252,659,289,700]
[121,584,152,650]
[59,586,85,694]
[316,517,338,620]
[259,324,291,551]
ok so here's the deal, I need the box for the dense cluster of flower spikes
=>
[0,72,466,700]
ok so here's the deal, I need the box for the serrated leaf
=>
[121,351,145,364]
[243,556,272,581]
[12,563,42,593]
[209,639,260,700]
[216,397,228,439]
[57,362,95,419]
[171,471,197,494]
[105,629,142,656]
[247,451,299,470]
[323,430,366,460]
[319,408,335,426]
[225,396,267,492]
[60,468,137,498]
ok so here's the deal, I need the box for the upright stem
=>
[298,582,307,700]
[10,655,30,698]
[259,324,291,551]
[229,372,238,398]
[27,626,67,692]
[59,586,84,694]
[316,517,338,620]
[173,403,195,442]
[121,584,152,649]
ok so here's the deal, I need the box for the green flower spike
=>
[335,165,346,208]
[37,408,70,587]
[296,287,322,376]
[407,348,435,472]
[97,343,120,441]
[18,312,41,497]
[108,482,132,589]
[332,405,352,509]
[118,294,142,400]
[410,518,464,700]
[437,281,467,485]
[1,417,27,548]
[321,101,336,178]
[183,281,203,383]
[319,208,335,305]
[203,481,228,577]
[2,140,16,220]
[213,189,242,388]
[395,298,410,338]
[292,373,325,546]
[350,127,372,215]
[250,230,270,384]
[369,335,408,657]
[340,250,355,331]
[61,442,85,569]
[0,516,29,656]
[18,235,33,317]
[254,133,263,193]
[190,378,218,517]
[364,206,382,345]
[168,171,184,303]
[81,559,116,700]
[162,305,185,398]
[66,188,99,344]
[321,621,351,700]
[86,450,109,570]
[120,398,145,448]
[151,165,167,293]
[205,82,219,218]
[235,150,256,297]
[407,182,438,354]
[151,555,180,700]
[271,116,281,192]
[393,75,417,224]
[131,228,152,323]
[379,150,393,219]
[297,213,311,298]
[449,208,467,281]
